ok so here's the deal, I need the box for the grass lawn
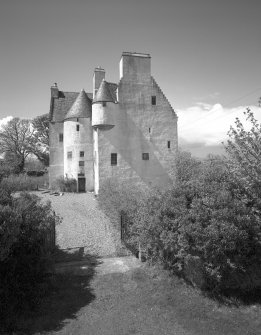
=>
[4,257,261,335]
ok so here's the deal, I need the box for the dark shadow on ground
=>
[204,288,261,307]
[3,249,100,335]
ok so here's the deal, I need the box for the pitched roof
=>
[64,89,92,120]
[50,91,93,123]
[107,82,118,101]
[93,79,116,103]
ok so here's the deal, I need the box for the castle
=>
[49,52,178,194]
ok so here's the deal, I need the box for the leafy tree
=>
[176,149,202,184]
[0,118,35,173]
[225,107,261,211]
[31,113,49,166]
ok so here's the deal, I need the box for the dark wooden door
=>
[78,178,86,192]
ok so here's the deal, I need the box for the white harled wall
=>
[64,117,94,191]
[95,53,178,191]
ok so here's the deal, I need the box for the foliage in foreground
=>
[99,150,261,293]
[0,191,59,331]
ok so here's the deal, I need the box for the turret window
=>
[80,151,84,157]
[76,125,80,131]
[67,151,72,159]
[59,133,63,142]
[142,153,149,160]
[151,96,156,105]
[111,153,117,166]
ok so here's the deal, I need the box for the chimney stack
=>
[51,83,59,98]
[93,67,105,99]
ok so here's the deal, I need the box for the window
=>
[102,101,107,107]
[76,124,80,131]
[59,133,63,142]
[79,161,84,167]
[151,96,156,105]
[142,153,149,160]
[167,141,170,149]
[149,127,151,133]
[80,151,84,157]
[111,153,117,166]
[67,151,72,159]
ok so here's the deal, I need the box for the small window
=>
[59,133,63,142]
[76,124,80,131]
[80,151,84,157]
[79,161,84,167]
[102,101,107,107]
[142,153,149,160]
[149,128,151,133]
[111,153,117,166]
[167,141,170,149]
[67,151,72,159]
[151,96,156,105]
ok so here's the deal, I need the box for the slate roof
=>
[93,80,117,103]
[64,89,92,120]
[50,82,117,123]
[50,91,92,123]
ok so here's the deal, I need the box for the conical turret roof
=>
[64,89,92,120]
[93,79,115,103]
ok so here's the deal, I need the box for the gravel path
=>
[38,192,124,257]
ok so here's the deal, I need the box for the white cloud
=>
[177,104,261,146]
[0,116,13,129]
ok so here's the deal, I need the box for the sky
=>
[0,0,261,157]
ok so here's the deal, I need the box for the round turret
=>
[92,79,116,130]
[63,89,94,192]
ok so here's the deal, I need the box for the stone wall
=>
[97,72,178,190]
[64,118,94,191]
[49,122,64,188]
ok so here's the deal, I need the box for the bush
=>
[97,155,261,294]
[0,173,48,192]
[133,156,261,293]
[0,191,59,331]
[54,176,77,192]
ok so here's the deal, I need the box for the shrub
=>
[0,173,48,192]
[98,156,261,294]
[0,191,59,331]
[132,156,261,293]
[54,176,77,192]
